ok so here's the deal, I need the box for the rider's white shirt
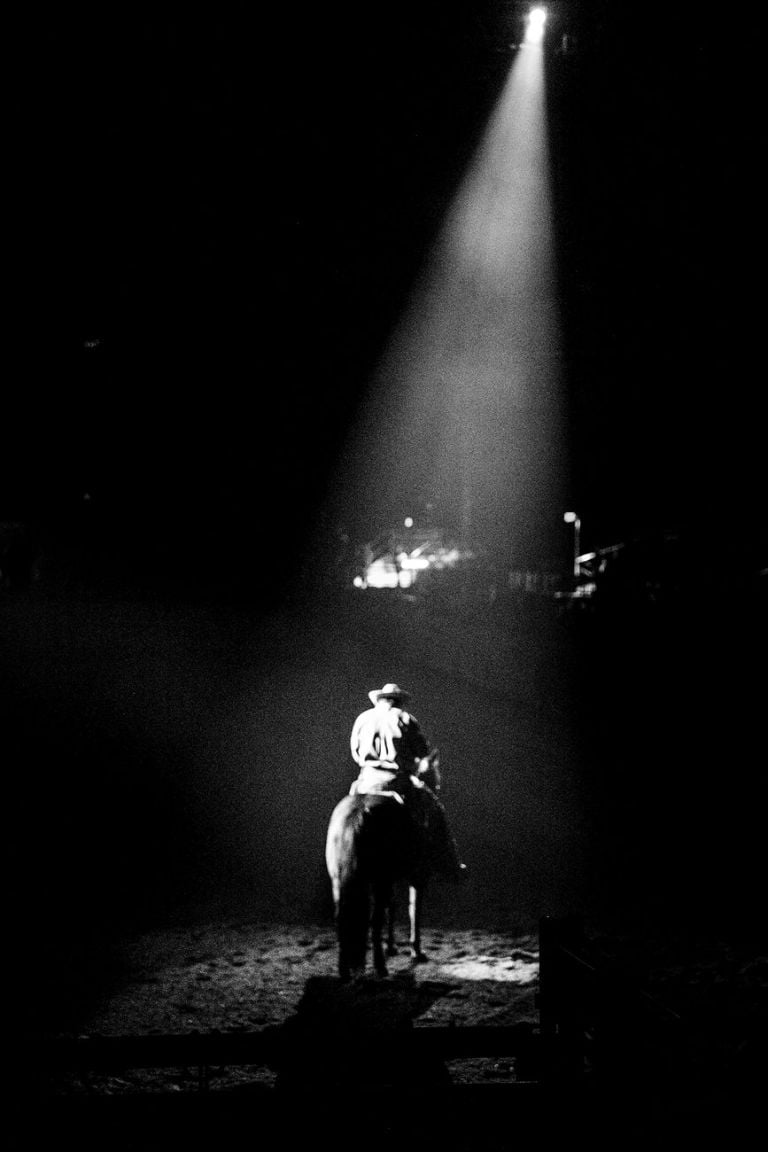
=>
[350,702,429,771]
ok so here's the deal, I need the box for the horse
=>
[325,754,447,980]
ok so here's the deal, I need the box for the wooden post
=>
[538,915,588,1080]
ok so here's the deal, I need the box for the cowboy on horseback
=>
[350,683,466,882]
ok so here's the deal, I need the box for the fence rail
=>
[39,1023,539,1076]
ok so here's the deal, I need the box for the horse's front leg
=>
[408,885,428,963]
[371,885,390,977]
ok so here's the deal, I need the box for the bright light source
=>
[365,559,401,589]
[563,511,577,523]
[526,7,547,44]
[353,575,365,588]
[404,517,414,528]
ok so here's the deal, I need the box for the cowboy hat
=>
[368,682,411,705]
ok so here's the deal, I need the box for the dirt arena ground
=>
[4,582,766,1143]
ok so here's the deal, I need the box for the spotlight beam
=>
[320,28,566,566]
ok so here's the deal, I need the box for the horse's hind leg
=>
[386,897,398,956]
[371,885,390,977]
[336,879,370,980]
[336,916,352,981]
[409,885,428,963]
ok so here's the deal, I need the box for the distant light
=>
[365,559,401,589]
[526,7,547,44]
[83,339,101,348]
[563,511,577,523]
[352,575,365,588]
[404,517,414,528]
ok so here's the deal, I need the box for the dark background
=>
[4,2,765,1011]
[10,2,762,576]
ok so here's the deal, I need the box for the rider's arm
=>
[350,715,364,766]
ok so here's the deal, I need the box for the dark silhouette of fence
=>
[28,916,734,1147]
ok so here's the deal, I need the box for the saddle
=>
[349,768,406,805]
[350,757,464,881]
[351,749,440,802]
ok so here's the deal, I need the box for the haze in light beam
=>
[328,39,566,562]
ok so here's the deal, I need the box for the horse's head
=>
[415,748,441,792]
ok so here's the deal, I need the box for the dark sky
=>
[10,2,764,581]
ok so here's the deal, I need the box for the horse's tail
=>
[327,796,371,978]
